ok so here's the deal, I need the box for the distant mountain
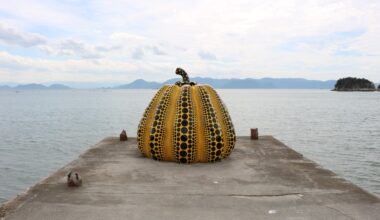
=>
[48,84,71,90]
[251,78,336,89]
[48,82,121,89]
[0,78,343,90]
[14,83,47,90]
[115,79,161,89]
[115,77,336,89]
[0,85,11,90]
[1,83,71,90]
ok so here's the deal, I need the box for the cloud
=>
[0,22,47,47]
[38,39,124,59]
[198,50,216,60]
[279,28,367,53]
[1,0,380,82]
[95,45,122,52]
[0,1,88,30]
[0,51,172,83]
[58,39,101,59]
[110,32,147,43]
[110,32,167,57]
[132,47,144,59]
[149,46,166,55]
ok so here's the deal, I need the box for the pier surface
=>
[1,136,379,219]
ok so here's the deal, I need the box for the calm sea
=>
[0,89,379,203]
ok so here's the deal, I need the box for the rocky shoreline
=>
[332,88,377,92]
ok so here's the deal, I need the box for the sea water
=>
[0,89,379,203]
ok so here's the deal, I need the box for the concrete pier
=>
[1,136,379,219]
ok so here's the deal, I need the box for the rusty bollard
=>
[120,129,128,141]
[250,128,258,140]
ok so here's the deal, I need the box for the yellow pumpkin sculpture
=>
[137,68,236,163]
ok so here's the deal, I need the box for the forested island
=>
[333,77,376,91]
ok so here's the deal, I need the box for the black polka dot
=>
[217,143,222,149]
[181,135,188,141]
[181,143,188,149]
[216,136,222,142]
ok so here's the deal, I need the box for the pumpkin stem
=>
[175,68,196,86]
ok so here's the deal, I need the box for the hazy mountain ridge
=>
[115,77,337,89]
[0,85,11,89]
[115,79,161,89]
[0,83,71,90]
[0,78,350,89]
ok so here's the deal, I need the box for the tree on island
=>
[333,77,375,91]
[378,84,380,90]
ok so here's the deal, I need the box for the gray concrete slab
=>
[1,136,379,220]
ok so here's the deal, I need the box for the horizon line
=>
[0,76,342,86]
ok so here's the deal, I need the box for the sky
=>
[0,0,379,85]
